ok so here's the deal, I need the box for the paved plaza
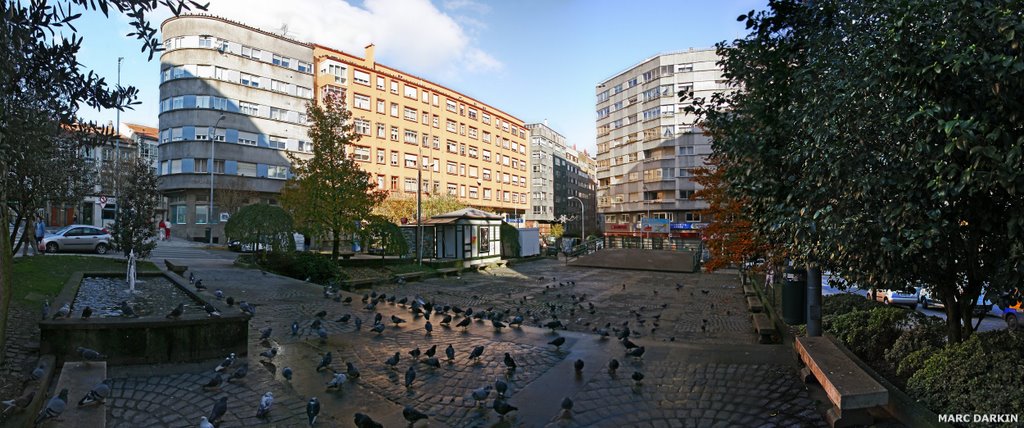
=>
[94,256,824,427]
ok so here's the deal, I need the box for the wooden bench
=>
[743,284,757,297]
[340,277,377,289]
[337,252,355,260]
[796,336,889,427]
[393,272,424,282]
[51,361,107,428]
[746,296,764,313]
[164,259,187,276]
[751,313,777,344]
[436,268,461,278]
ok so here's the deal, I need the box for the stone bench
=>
[51,361,107,428]
[752,313,777,344]
[164,259,187,276]
[743,284,757,297]
[746,296,764,313]
[337,252,354,260]
[796,336,889,427]
[436,268,461,277]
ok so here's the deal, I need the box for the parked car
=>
[918,287,994,316]
[997,290,1023,330]
[867,287,920,310]
[227,233,304,253]
[40,225,111,254]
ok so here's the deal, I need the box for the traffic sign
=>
[98,195,108,209]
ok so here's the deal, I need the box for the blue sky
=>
[77,0,765,153]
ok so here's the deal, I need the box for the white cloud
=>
[202,0,501,76]
[442,0,491,14]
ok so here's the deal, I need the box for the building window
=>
[269,107,284,120]
[376,123,385,138]
[354,119,371,135]
[268,165,289,179]
[390,81,399,94]
[482,168,491,181]
[446,161,457,174]
[404,178,418,192]
[404,153,417,168]
[239,102,259,116]
[432,136,440,150]
[446,140,457,153]
[238,132,257,146]
[377,148,386,164]
[404,129,417,144]
[403,107,417,121]
[446,119,457,132]
[376,76,385,90]
[469,186,478,199]
[237,162,257,177]
[353,70,370,85]
[482,150,491,162]
[272,54,290,68]
[240,73,259,87]
[445,99,457,112]
[297,61,312,73]
[447,183,457,195]
[390,103,399,117]
[483,188,491,200]
[391,151,399,166]
[460,184,466,197]
[390,126,399,141]
[198,35,213,48]
[469,166,478,178]
[404,85,417,99]
[468,108,477,120]
[354,94,370,110]
[268,136,287,150]
[469,127,478,139]
[391,176,399,190]
[352,146,370,162]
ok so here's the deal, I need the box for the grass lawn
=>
[11,255,158,303]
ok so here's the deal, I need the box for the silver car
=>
[41,225,112,254]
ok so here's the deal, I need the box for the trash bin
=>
[782,265,807,324]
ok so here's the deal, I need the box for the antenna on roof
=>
[276,23,293,38]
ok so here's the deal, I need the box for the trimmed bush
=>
[885,313,947,380]
[822,293,884,316]
[261,251,343,284]
[827,306,912,364]
[907,330,1024,416]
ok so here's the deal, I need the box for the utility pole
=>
[114,57,123,208]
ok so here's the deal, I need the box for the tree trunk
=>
[0,162,11,364]
[943,292,963,343]
[331,228,340,259]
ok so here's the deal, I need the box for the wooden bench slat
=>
[746,296,764,313]
[796,336,888,411]
[752,313,776,344]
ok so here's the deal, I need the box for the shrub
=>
[822,293,884,316]
[261,252,342,284]
[885,313,947,380]
[907,330,1024,416]
[827,306,912,364]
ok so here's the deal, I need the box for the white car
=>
[919,288,995,316]
[868,288,920,310]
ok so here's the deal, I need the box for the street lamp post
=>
[568,196,584,244]
[209,114,226,246]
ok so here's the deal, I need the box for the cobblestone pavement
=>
[94,257,825,427]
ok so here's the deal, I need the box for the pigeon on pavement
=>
[256,392,273,418]
[326,372,347,390]
[346,362,361,379]
[503,353,517,370]
[405,365,416,388]
[353,412,383,428]
[209,396,228,424]
[574,359,585,373]
[495,379,508,397]
[402,405,429,425]
[385,352,400,369]
[52,302,70,319]
[201,374,223,390]
[493,399,518,418]
[282,367,293,381]
[470,385,492,406]
[445,344,455,362]
[198,416,214,428]
[80,306,93,320]
[165,303,185,319]
[316,352,332,372]
[77,379,111,406]
[1,390,34,416]
[259,327,272,341]
[306,397,320,426]
[632,371,645,385]
[227,363,248,382]
[469,345,485,361]
[259,347,278,361]
[424,344,437,358]
[214,353,236,372]
[118,301,137,318]
[608,358,620,374]
[548,336,566,350]
[30,363,45,380]
[77,347,106,362]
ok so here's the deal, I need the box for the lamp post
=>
[114,57,123,207]
[568,196,584,244]
[209,114,226,246]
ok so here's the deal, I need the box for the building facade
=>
[525,122,596,238]
[595,49,725,238]
[158,15,314,242]
[311,44,530,223]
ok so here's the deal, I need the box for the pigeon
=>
[405,365,416,388]
[574,359,585,373]
[561,396,574,411]
[335,314,351,323]
[622,338,638,350]
[77,379,111,406]
[422,357,441,368]
[627,346,646,359]
[195,279,206,291]
[403,405,429,426]
[225,296,235,306]
[493,399,518,418]
[445,344,455,361]
[326,372,347,390]
[632,371,645,385]
[310,319,323,332]
[239,301,255,316]
[41,300,50,320]
[209,396,227,423]
[510,315,524,327]
[198,416,214,428]
[354,412,383,428]
[440,314,453,326]
[548,336,566,350]
[608,358,620,374]
[1,390,34,415]
[203,303,221,318]
[51,302,70,320]
[355,317,363,331]
[306,397,320,426]
[259,327,273,341]
[260,347,278,360]
[214,353,236,372]
[316,352,332,371]
[214,289,224,300]
[385,352,401,369]
[409,347,421,360]
[503,353,517,370]
[166,303,185,319]
[455,317,471,330]
[77,347,106,362]
[545,320,563,331]
[424,320,433,335]
[30,363,46,380]
[317,327,328,343]
[228,363,249,382]
[391,315,406,327]
[118,301,137,318]
[342,296,353,304]
[201,374,223,390]
[282,367,293,381]
[314,310,327,319]
[346,362,361,379]
[424,344,437,358]
[80,306,93,320]
[469,345,485,361]
[370,323,386,335]
[495,379,508,397]
[471,385,492,406]
[256,392,273,418]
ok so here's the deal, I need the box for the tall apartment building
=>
[595,49,724,238]
[158,15,314,242]
[525,122,596,237]
[312,44,530,221]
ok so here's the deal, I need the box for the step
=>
[47,361,107,428]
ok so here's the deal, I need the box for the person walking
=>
[158,219,167,241]
[164,220,171,240]
[34,215,46,255]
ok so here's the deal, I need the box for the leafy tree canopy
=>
[109,158,158,258]
[373,193,467,225]
[224,204,295,254]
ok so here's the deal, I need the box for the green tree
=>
[690,0,1024,342]
[224,204,295,260]
[280,95,386,258]
[373,193,467,224]
[550,223,564,239]
[109,158,158,259]
[0,0,205,362]
[360,215,407,261]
